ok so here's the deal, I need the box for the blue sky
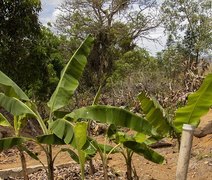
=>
[39,0,166,55]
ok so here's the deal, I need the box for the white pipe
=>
[176,124,195,180]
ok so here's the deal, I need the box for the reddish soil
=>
[0,134,211,180]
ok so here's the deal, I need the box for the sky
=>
[39,0,166,56]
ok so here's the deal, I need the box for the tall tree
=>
[0,0,42,90]
[0,1,68,101]
[27,26,65,101]
[161,0,212,67]
[55,0,161,90]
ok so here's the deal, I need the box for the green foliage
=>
[138,92,172,136]
[108,125,164,163]
[174,74,212,133]
[0,113,11,127]
[60,148,79,163]
[0,0,41,90]
[123,141,164,164]
[74,122,88,180]
[20,145,40,161]
[0,71,29,101]
[0,2,72,100]
[157,45,185,80]
[56,0,160,89]
[27,27,66,100]
[107,124,164,179]
[47,35,94,113]
[36,134,66,145]
[50,119,74,144]
[162,0,212,61]
[0,137,25,152]
[0,93,36,117]
[110,49,158,82]
[0,36,94,180]
[0,32,172,179]
[66,105,157,136]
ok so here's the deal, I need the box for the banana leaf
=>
[66,105,158,136]
[138,92,171,136]
[47,35,94,113]
[123,141,164,164]
[50,119,74,144]
[20,145,39,161]
[174,74,212,133]
[107,129,163,164]
[91,139,119,154]
[36,134,66,145]
[0,93,36,117]
[60,148,79,163]
[73,122,88,180]
[0,71,29,101]
[0,113,11,127]
[0,137,25,152]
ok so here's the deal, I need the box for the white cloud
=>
[39,0,63,25]
[42,0,63,6]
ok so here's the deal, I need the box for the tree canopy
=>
[55,0,162,90]
[161,0,212,64]
[0,0,68,100]
[0,0,42,90]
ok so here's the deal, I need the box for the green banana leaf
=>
[0,113,11,127]
[60,148,79,163]
[108,124,158,146]
[174,74,212,133]
[0,93,36,117]
[107,124,117,138]
[0,137,25,152]
[107,127,163,164]
[36,134,66,145]
[74,122,88,180]
[81,139,97,159]
[47,35,94,113]
[66,105,158,136]
[20,145,39,161]
[50,119,74,144]
[138,92,171,136]
[90,138,119,154]
[123,141,164,164]
[0,71,29,101]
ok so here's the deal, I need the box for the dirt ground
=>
[0,133,211,180]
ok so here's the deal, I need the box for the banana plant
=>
[0,35,94,180]
[82,137,119,180]
[0,72,45,180]
[50,105,162,180]
[107,124,164,180]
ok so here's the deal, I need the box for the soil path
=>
[0,134,211,179]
